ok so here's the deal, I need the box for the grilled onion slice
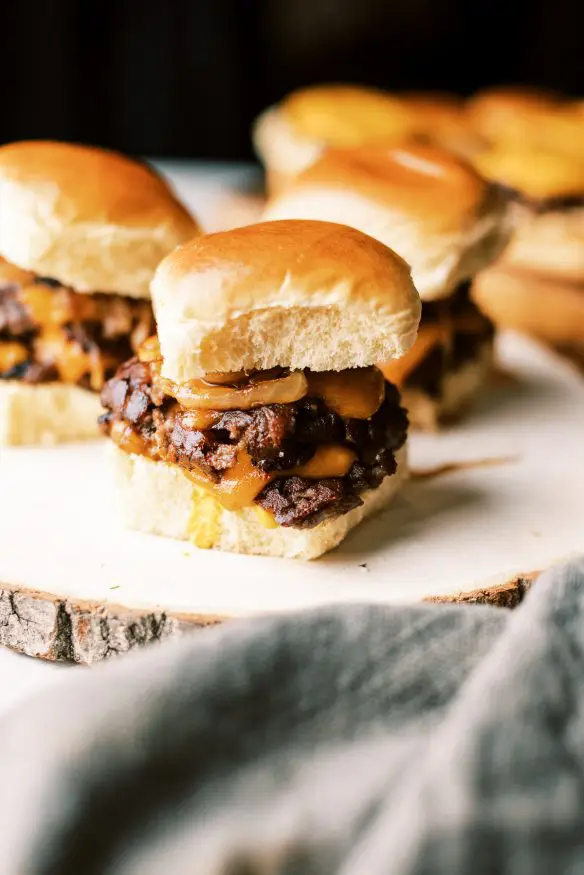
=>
[158,370,308,411]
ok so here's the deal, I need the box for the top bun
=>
[465,86,562,143]
[0,141,199,298]
[253,84,415,179]
[152,219,421,382]
[263,144,512,300]
[472,147,584,200]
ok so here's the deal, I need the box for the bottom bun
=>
[472,266,584,345]
[403,340,493,431]
[110,444,408,560]
[0,381,102,446]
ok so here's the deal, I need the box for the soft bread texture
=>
[110,444,408,560]
[0,141,199,298]
[0,382,102,445]
[264,145,513,301]
[402,339,493,431]
[152,220,421,381]
[252,85,415,183]
[472,266,584,344]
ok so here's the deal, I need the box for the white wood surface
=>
[0,163,582,709]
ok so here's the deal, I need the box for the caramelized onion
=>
[203,370,249,386]
[159,370,308,411]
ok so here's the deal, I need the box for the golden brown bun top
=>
[152,219,421,378]
[154,218,416,317]
[287,143,491,226]
[401,91,465,127]
[473,146,584,199]
[263,144,512,300]
[465,86,564,142]
[280,84,415,146]
[0,141,195,232]
[0,141,199,297]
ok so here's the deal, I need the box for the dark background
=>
[3,0,582,160]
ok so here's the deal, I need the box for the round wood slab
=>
[0,333,581,664]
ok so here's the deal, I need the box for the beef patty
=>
[0,270,154,389]
[407,282,494,399]
[99,360,408,529]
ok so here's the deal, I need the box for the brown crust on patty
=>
[99,360,409,529]
[0,271,153,388]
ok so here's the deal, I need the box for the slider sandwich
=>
[100,220,421,560]
[253,84,415,195]
[472,147,584,354]
[0,141,198,444]
[264,144,512,429]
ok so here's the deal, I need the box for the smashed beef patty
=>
[99,358,408,529]
[407,281,494,399]
[0,274,154,389]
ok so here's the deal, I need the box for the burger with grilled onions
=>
[263,144,512,430]
[0,141,198,445]
[99,220,421,560]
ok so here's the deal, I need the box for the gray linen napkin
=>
[0,558,583,875]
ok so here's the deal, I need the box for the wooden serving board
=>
[0,332,582,664]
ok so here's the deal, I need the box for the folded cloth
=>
[0,559,584,875]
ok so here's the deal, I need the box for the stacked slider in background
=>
[253,84,415,195]
[100,220,421,559]
[0,141,198,445]
[471,146,584,357]
[264,144,512,429]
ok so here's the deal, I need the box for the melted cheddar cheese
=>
[306,368,385,419]
[187,487,223,549]
[35,331,104,390]
[378,324,447,386]
[293,444,357,478]
[0,342,28,372]
[182,443,359,514]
